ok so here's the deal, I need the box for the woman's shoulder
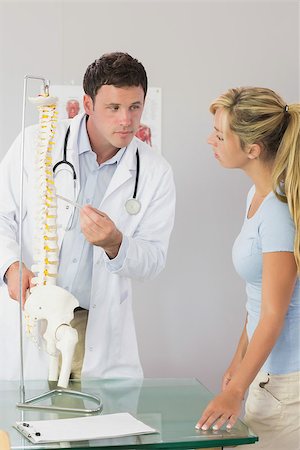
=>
[262,191,291,220]
[257,191,295,252]
[259,192,295,242]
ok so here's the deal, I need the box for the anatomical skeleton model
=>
[24,94,79,388]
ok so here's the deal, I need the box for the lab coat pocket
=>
[56,197,75,231]
[118,276,129,304]
[22,209,28,222]
[120,289,128,304]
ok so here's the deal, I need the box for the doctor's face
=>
[84,85,144,150]
[207,108,249,169]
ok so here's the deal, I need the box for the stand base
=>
[17,388,103,414]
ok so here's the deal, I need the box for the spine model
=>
[25,94,79,388]
[31,96,59,285]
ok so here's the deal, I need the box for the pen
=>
[56,194,82,210]
[56,194,106,218]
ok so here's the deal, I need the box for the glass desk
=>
[0,378,258,449]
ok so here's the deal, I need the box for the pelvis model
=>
[25,94,79,388]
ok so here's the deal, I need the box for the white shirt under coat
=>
[57,116,127,309]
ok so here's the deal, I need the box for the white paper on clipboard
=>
[15,412,158,444]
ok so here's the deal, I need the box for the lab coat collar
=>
[65,113,87,197]
[77,114,92,155]
[66,112,85,151]
[100,138,138,204]
[66,115,138,204]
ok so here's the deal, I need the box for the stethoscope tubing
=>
[52,125,140,208]
[133,149,139,199]
[52,126,77,180]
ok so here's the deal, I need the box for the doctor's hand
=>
[195,388,243,432]
[4,262,35,306]
[80,205,123,259]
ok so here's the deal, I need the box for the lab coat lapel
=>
[101,141,137,204]
[55,115,82,248]
[66,115,82,200]
[53,114,82,201]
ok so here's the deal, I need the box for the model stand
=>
[16,75,102,414]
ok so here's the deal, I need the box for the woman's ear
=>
[247,143,262,160]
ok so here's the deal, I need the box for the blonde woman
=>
[196,87,300,449]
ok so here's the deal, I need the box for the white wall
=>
[0,0,298,393]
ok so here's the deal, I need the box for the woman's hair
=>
[210,87,300,272]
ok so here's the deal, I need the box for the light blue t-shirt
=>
[232,186,300,374]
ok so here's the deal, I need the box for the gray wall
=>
[0,0,299,393]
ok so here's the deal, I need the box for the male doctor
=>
[0,52,176,380]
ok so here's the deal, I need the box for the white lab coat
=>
[0,113,176,380]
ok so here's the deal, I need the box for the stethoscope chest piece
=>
[125,198,141,215]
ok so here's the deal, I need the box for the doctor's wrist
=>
[103,230,123,259]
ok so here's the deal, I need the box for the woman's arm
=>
[196,251,297,431]
[222,317,248,391]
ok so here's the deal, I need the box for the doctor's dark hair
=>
[83,52,148,102]
[210,86,300,273]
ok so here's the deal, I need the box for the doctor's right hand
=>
[4,262,35,306]
[80,205,123,259]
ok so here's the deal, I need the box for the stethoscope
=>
[53,126,141,215]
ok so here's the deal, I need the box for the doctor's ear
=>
[83,95,94,115]
[246,143,262,160]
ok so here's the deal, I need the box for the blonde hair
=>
[210,87,300,272]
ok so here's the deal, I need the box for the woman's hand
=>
[195,388,243,431]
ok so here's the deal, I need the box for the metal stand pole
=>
[16,75,102,414]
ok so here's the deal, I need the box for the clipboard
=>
[15,412,158,444]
